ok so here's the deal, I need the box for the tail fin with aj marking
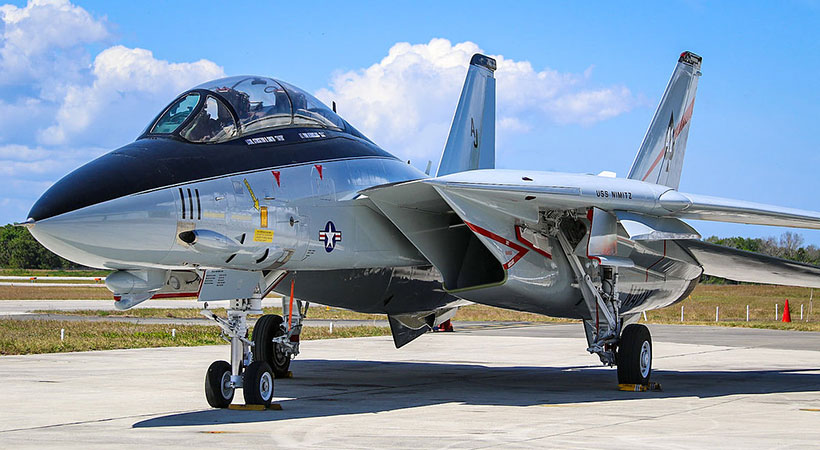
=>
[627,51,702,189]
[436,54,496,177]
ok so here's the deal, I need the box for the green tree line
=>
[706,231,820,266]
[0,224,85,269]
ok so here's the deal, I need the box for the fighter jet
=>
[22,51,820,408]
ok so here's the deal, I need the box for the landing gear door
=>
[588,207,634,268]
[198,269,262,302]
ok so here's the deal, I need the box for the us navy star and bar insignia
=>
[318,221,341,252]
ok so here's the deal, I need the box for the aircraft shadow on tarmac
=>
[133,359,820,428]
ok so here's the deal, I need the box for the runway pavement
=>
[1,323,819,449]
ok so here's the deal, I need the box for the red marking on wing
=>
[464,221,529,270]
[515,225,552,259]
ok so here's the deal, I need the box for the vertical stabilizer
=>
[627,51,702,189]
[436,54,496,176]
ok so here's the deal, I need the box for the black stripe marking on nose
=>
[195,188,201,220]
[187,188,193,220]
[178,188,186,219]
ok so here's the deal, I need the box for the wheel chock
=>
[227,403,283,411]
[618,382,662,392]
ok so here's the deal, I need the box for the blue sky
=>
[2,0,820,244]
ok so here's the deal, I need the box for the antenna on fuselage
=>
[332,101,337,113]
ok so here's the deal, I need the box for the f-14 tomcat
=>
[23,51,820,408]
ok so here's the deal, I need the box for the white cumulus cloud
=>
[316,38,635,167]
[0,0,225,223]
[0,0,109,85]
[39,46,225,146]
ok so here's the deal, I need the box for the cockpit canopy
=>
[145,76,365,143]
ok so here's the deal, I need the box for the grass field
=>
[18,283,817,323]
[33,304,577,323]
[0,319,391,355]
[649,284,817,323]
[6,281,820,332]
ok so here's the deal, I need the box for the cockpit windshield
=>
[179,96,237,143]
[151,93,200,134]
[196,77,293,133]
[145,75,359,144]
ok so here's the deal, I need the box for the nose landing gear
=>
[252,314,293,378]
[201,298,275,408]
[242,361,274,407]
[204,360,234,408]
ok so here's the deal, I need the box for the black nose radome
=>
[28,145,174,221]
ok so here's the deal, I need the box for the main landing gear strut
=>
[556,227,653,385]
[201,281,307,408]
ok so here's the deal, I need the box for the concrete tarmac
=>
[1,324,819,449]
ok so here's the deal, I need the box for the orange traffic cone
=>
[783,299,792,322]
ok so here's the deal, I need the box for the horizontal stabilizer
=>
[679,239,820,288]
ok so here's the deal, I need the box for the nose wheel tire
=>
[616,324,652,385]
[243,361,274,406]
[252,314,291,378]
[205,360,234,408]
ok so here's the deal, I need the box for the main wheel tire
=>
[243,361,274,406]
[252,314,291,378]
[616,324,652,385]
[205,360,234,408]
